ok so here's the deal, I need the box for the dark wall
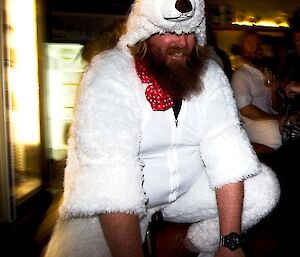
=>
[45,0,134,43]
[46,0,134,15]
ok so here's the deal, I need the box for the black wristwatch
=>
[219,232,245,251]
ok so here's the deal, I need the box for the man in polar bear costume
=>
[44,1,280,257]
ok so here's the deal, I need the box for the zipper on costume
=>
[168,116,179,203]
[172,99,182,128]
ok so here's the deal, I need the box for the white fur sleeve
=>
[199,61,261,188]
[59,50,147,219]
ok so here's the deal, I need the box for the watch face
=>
[223,232,244,250]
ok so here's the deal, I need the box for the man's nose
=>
[176,34,189,47]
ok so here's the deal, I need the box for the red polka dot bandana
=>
[135,59,174,111]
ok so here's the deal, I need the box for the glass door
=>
[0,0,44,221]
[0,0,12,222]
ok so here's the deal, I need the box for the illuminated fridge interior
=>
[45,43,88,161]
[1,0,45,222]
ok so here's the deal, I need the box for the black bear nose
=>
[175,0,193,13]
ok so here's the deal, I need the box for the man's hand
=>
[285,81,300,98]
[214,247,246,257]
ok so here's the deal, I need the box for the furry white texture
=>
[183,164,280,254]
[197,63,262,188]
[59,50,147,219]
[118,0,207,53]
[44,217,111,257]
[59,50,262,219]
[45,48,281,257]
[45,165,279,257]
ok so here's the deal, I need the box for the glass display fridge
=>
[0,0,46,223]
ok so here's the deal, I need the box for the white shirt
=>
[231,63,282,149]
[140,96,206,208]
[231,63,273,115]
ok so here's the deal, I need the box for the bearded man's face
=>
[145,33,203,99]
[147,32,196,67]
[241,33,265,66]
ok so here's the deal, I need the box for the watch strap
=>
[219,232,245,251]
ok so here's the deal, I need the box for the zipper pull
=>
[175,119,178,127]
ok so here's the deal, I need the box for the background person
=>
[279,9,300,143]
[231,30,283,150]
[270,32,300,253]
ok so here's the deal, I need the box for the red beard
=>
[143,45,206,100]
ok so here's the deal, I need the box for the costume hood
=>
[117,0,207,52]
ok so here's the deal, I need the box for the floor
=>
[0,190,53,257]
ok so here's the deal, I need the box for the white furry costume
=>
[45,1,280,257]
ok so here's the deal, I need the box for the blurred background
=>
[0,0,299,256]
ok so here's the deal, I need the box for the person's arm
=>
[99,213,144,257]
[231,70,278,120]
[240,104,279,121]
[214,182,246,257]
